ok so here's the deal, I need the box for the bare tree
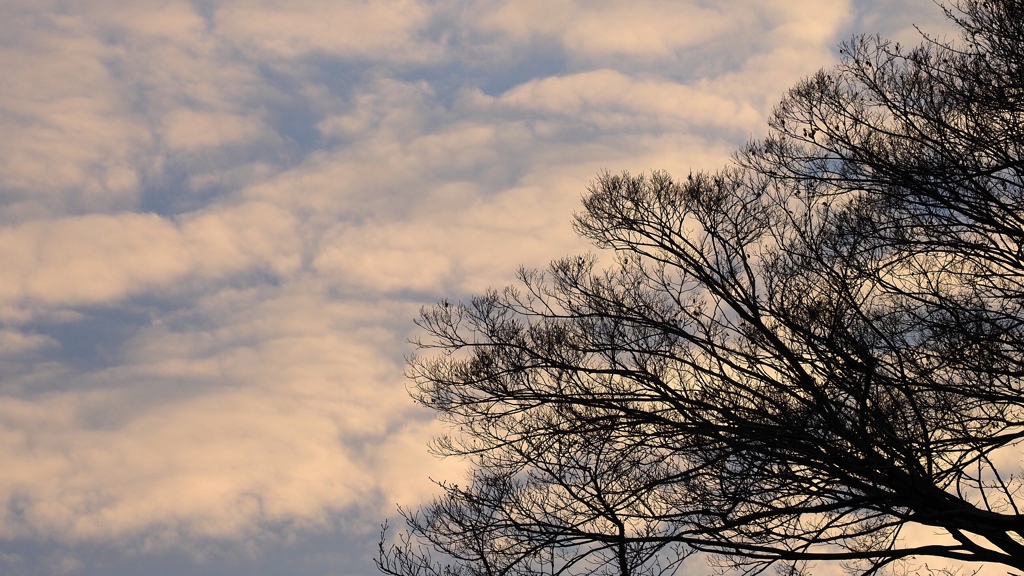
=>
[378,1,1024,574]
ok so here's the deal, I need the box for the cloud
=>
[471,0,745,58]
[471,69,762,134]
[0,8,151,219]
[0,331,58,357]
[0,0,309,223]
[160,110,268,154]
[0,203,299,312]
[0,284,435,544]
[0,384,368,541]
[0,1,971,575]
[310,183,588,296]
[215,0,441,62]
[463,0,850,65]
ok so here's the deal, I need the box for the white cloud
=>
[0,330,58,357]
[464,0,850,65]
[0,0,300,221]
[310,182,586,295]
[469,0,744,57]
[0,281,463,547]
[215,0,441,62]
[0,214,189,307]
[0,385,365,540]
[0,203,300,311]
[0,14,151,218]
[0,0,975,574]
[161,110,268,153]
[472,69,762,134]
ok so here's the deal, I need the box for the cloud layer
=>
[0,1,962,574]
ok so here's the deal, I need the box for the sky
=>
[0,1,957,575]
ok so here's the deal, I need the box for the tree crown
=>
[378,2,1024,575]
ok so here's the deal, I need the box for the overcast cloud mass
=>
[0,1,957,575]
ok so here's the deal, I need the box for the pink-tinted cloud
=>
[0,1,974,575]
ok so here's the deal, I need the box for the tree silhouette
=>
[378,1,1024,574]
